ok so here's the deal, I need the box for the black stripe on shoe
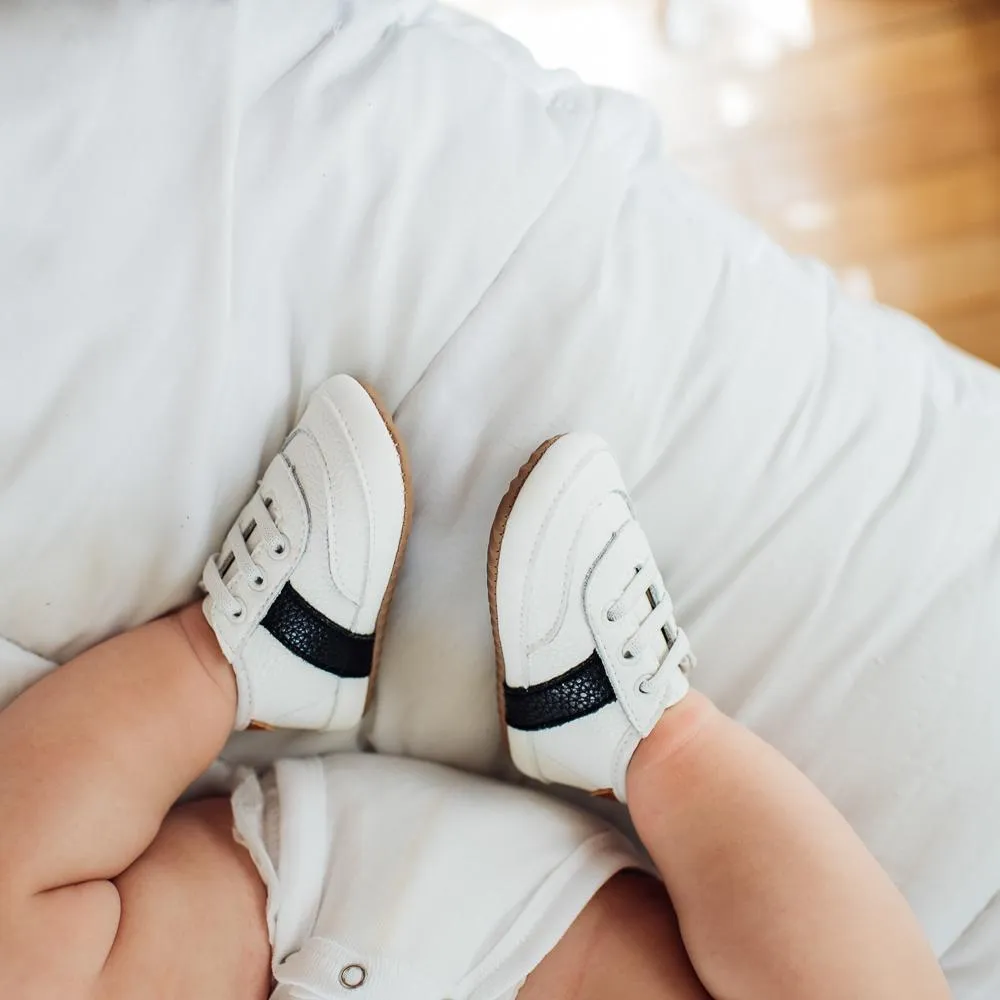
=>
[504,652,616,732]
[261,583,374,679]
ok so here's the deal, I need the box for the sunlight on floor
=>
[458,2,651,92]
[452,0,815,87]
[666,0,813,57]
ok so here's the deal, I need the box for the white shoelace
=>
[606,561,695,693]
[203,493,289,621]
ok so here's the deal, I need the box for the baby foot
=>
[202,375,411,731]
[488,433,694,801]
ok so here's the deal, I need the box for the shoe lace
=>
[203,493,287,619]
[606,561,695,692]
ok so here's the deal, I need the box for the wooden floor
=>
[453,0,1000,366]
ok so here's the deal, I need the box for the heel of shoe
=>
[243,655,362,732]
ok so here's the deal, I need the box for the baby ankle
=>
[173,602,238,710]
[627,690,717,792]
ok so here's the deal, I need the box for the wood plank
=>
[677,78,1000,211]
[756,154,1000,263]
[928,301,1000,367]
[809,0,989,47]
[652,13,1000,152]
[862,231,1000,318]
[658,0,990,63]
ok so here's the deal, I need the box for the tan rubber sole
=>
[358,379,414,715]
[486,435,563,750]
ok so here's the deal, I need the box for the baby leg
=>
[489,434,950,1000]
[519,872,711,1000]
[0,374,412,998]
[626,690,951,1000]
[0,603,270,999]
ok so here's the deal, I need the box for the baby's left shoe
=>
[488,433,694,802]
[202,375,411,732]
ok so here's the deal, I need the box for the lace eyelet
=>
[339,964,367,989]
[227,599,247,622]
[269,534,290,560]
[621,646,634,661]
[248,566,267,591]
[605,606,616,623]
[636,674,654,695]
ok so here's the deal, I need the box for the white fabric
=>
[231,754,641,1000]
[0,0,998,991]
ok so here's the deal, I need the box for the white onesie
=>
[232,754,643,1000]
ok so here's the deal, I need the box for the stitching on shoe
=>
[327,398,374,624]
[520,444,605,667]
[293,425,358,607]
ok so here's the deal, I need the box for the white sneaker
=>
[202,375,411,732]
[488,433,694,802]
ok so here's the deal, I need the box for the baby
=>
[0,375,950,1000]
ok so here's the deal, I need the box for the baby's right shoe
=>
[488,433,695,802]
[202,375,411,732]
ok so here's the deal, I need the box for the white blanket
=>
[1,1,997,991]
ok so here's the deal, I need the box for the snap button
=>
[339,964,367,990]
